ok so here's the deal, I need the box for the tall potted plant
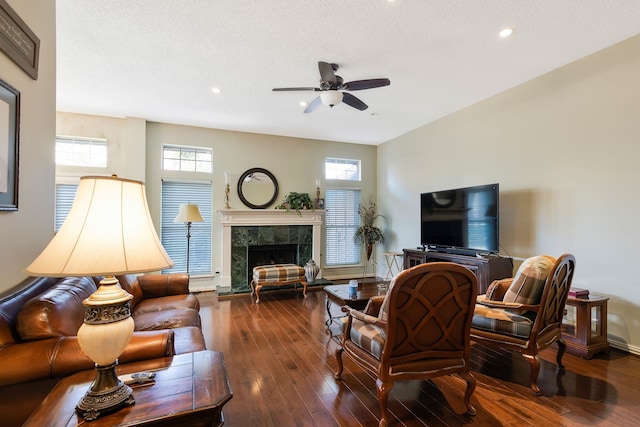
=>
[354,196,385,262]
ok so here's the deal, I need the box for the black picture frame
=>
[0,78,19,211]
[0,0,40,80]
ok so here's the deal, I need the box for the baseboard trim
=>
[609,338,640,355]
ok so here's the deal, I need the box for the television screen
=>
[420,183,499,253]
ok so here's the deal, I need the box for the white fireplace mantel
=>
[217,209,324,291]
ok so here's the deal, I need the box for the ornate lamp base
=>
[76,361,135,421]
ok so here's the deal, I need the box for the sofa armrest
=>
[0,330,175,387]
[51,330,176,377]
[137,273,190,299]
[0,338,62,386]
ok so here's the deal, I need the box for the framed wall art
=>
[0,78,19,211]
[0,0,40,79]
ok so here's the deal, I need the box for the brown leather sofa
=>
[0,273,206,426]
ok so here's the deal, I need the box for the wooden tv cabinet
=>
[403,249,513,294]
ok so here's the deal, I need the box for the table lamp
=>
[25,175,173,421]
[174,203,203,274]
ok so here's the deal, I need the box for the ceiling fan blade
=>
[318,61,337,84]
[304,96,322,113]
[342,92,368,111]
[342,78,390,91]
[273,87,320,92]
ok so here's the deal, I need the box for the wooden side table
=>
[562,295,610,359]
[23,350,233,427]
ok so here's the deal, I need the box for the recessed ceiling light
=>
[499,28,513,38]
[211,87,221,94]
[300,101,308,107]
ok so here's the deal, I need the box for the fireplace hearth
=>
[218,209,324,293]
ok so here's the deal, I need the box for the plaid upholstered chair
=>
[334,262,478,427]
[470,254,576,395]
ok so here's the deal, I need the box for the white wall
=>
[0,0,56,290]
[145,122,378,290]
[377,34,640,353]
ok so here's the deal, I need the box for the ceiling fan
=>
[273,61,390,113]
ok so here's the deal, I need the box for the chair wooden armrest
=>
[476,297,540,312]
[345,307,387,328]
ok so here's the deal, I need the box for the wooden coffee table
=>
[23,350,232,427]
[324,279,389,336]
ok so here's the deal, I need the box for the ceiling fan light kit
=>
[273,61,390,113]
[320,90,343,107]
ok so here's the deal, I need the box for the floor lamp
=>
[175,203,203,274]
[25,176,173,421]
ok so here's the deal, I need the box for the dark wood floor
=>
[197,288,640,427]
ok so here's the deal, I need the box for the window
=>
[161,180,212,275]
[325,189,361,266]
[55,136,107,167]
[55,183,78,232]
[163,145,213,173]
[325,158,361,181]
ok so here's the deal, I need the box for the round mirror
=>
[431,190,456,208]
[237,168,279,209]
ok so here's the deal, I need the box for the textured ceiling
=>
[56,1,640,145]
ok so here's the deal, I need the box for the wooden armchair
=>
[470,254,576,395]
[334,262,478,427]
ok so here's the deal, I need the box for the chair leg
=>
[334,346,344,379]
[459,371,477,416]
[556,338,567,371]
[523,353,541,395]
[376,378,393,427]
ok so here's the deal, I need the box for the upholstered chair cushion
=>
[503,255,556,307]
[343,281,396,359]
[472,304,534,339]
[349,319,386,360]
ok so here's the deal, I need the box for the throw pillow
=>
[503,255,556,306]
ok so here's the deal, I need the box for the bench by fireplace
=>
[247,243,298,285]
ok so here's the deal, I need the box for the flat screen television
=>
[420,183,499,254]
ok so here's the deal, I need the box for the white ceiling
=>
[56,1,640,145]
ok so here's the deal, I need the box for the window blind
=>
[325,189,361,265]
[55,183,79,232]
[161,180,212,275]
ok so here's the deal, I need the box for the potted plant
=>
[354,195,385,261]
[275,192,313,215]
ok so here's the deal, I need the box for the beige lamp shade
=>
[174,203,204,223]
[25,175,173,276]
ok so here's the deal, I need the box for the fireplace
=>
[218,209,324,293]
[247,243,298,285]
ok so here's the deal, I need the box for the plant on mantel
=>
[275,192,313,215]
[354,195,385,277]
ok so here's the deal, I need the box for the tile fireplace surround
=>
[218,209,324,293]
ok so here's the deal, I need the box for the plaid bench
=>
[250,264,307,303]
